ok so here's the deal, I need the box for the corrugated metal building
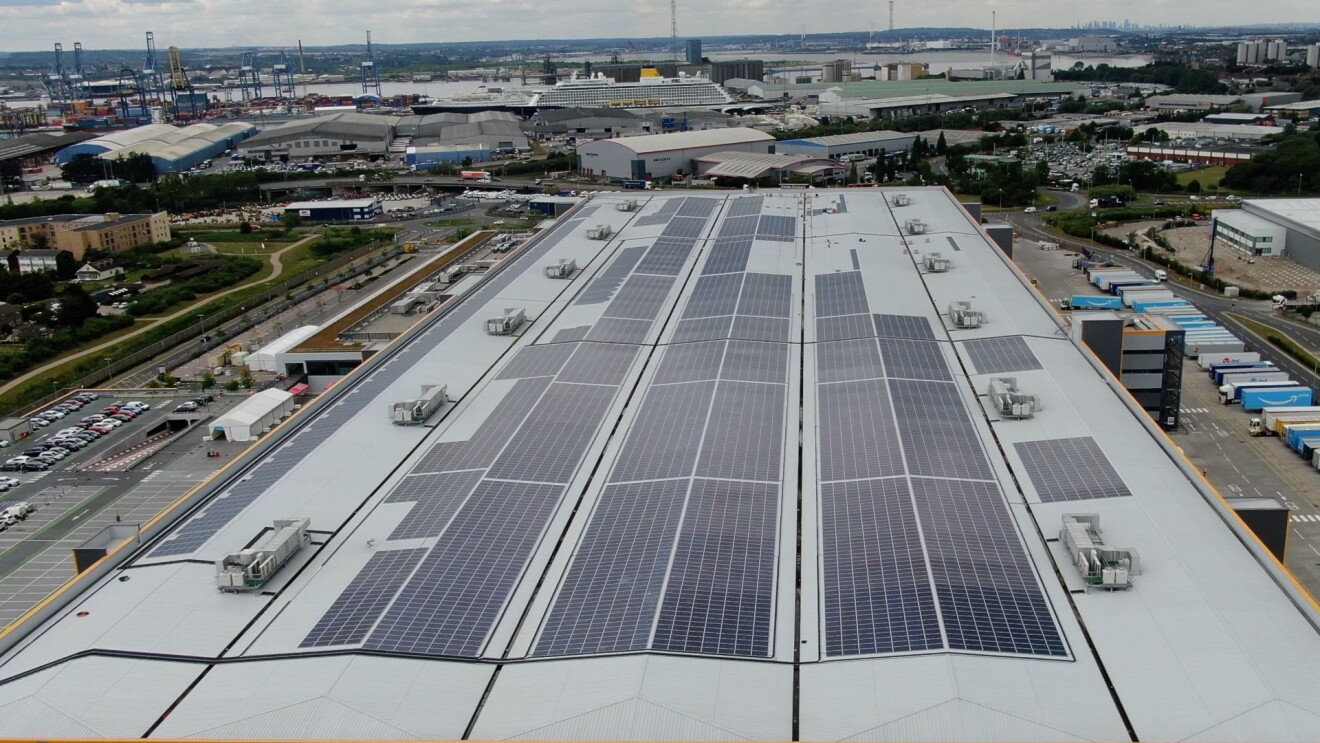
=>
[53,122,256,174]
[1,189,1320,742]
[576,128,775,180]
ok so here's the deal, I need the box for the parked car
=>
[90,425,114,435]
[174,401,200,413]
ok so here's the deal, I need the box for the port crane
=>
[239,51,263,100]
[272,51,296,98]
[360,31,382,97]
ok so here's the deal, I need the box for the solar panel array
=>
[534,217,794,658]
[963,336,1043,375]
[300,548,427,648]
[149,215,593,558]
[1014,437,1132,503]
[300,203,727,655]
[814,282,1066,657]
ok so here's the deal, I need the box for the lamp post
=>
[103,356,112,383]
[1300,173,1305,197]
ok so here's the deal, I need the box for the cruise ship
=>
[528,70,734,110]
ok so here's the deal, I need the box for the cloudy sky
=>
[0,0,1309,52]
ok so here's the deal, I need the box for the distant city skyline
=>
[0,0,1315,53]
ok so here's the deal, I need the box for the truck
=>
[1210,363,1276,384]
[621,179,652,190]
[1107,279,1157,295]
[1283,422,1320,451]
[1069,295,1123,310]
[1120,289,1176,306]
[1187,340,1247,359]
[1199,353,1260,370]
[1296,436,1320,459]
[1208,361,1273,380]
[1240,385,1314,412]
[1095,272,1143,291]
[460,170,493,180]
[1132,299,1191,313]
[1219,379,1298,405]
[1261,406,1320,433]
[1217,369,1288,387]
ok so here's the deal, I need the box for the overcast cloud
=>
[0,0,1312,52]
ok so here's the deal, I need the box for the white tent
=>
[246,326,321,373]
[209,388,295,442]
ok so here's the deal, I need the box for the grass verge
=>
[1228,313,1320,372]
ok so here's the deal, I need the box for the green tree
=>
[54,250,78,281]
[201,370,216,390]
[279,211,302,234]
[240,370,254,390]
[55,283,98,327]
[1185,179,1202,194]
[224,379,241,392]
[936,132,948,155]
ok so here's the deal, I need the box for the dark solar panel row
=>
[814,271,870,318]
[557,343,640,386]
[817,379,905,481]
[651,478,778,657]
[737,274,794,319]
[817,313,877,343]
[721,340,789,385]
[653,341,726,384]
[731,315,792,343]
[695,381,785,482]
[757,214,797,242]
[602,274,674,321]
[577,246,646,305]
[486,383,618,484]
[414,377,553,474]
[701,237,753,276]
[608,381,718,483]
[726,195,764,219]
[533,479,689,657]
[821,478,941,656]
[963,336,1043,375]
[873,314,936,341]
[494,343,577,380]
[636,238,698,276]
[889,379,993,481]
[300,548,428,648]
[635,197,684,226]
[364,479,567,657]
[910,477,1068,657]
[676,197,718,218]
[585,317,653,344]
[683,273,745,319]
[389,470,485,541]
[671,315,733,344]
[1014,437,1132,503]
[816,339,885,384]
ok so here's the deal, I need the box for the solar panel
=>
[586,317,652,344]
[651,478,778,657]
[873,314,936,341]
[909,477,1067,657]
[963,336,1043,375]
[683,273,744,319]
[486,383,617,484]
[721,340,789,384]
[413,377,551,474]
[814,271,869,317]
[653,341,726,384]
[607,381,717,483]
[300,548,428,648]
[364,480,566,657]
[388,470,485,541]
[821,478,941,656]
[495,343,578,380]
[604,274,674,320]
[701,238,752,275]
[635,198,684,226]
[732,315,792,343]
[850,249,861,271]
[1014,437,1132,503]
[532,479,689,657]
[726,195,764,218]
[816,338,884,384]
[878,339,952,381]
[757,214,797,242]
[817,314,877,342]
[385,470,483,504]
[737,273,793,318]
[557,343,639,386]
[552,326,592,343]
[577,246,646,305]
[888,379,993,480]
[672,315,733,343]
[718,216,760,237]
[817,379,904,481]
[696,381,785,482]
[636,238,697,275]
[676,198,718,218]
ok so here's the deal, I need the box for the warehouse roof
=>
[530,107,642,124]
[779,130,913,147]
[1,190,1319,740]
[1262,99,1320,111]
[590,126,773,154]
[693,150,841,178]
[773,78,1083,99]
[0,130,96,162]
[1242,197,1320,235]
[240,112,399,148]
[1133,121,1287,140]
[285,199,378,210]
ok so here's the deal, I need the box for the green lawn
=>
[1177,165,1230,190]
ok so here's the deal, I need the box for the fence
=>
[6,241,400,417]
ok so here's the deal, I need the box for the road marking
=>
[70,509,88,521]
[1292,514,1320,523]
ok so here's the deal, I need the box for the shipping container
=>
[1132,299,1191,312]
[1262,406,1320,433]
[1209,361,1274,380]
[1069,295,1123,310]
[1220,379,1299,404]
[1217,369,1288,386]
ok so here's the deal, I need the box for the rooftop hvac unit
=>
[216,518,311,592]
[949,300,985,329]
[987,376,1041,420]
[586,224,613,240]
[390,384,448,426]
[923,252,951,273]
[485,307,527,335]
[437,267,461,285]
[544,259,577,279]
[616,200,640,212]
[890,193,912,207]
[904,218,928,235]
[1060,514,1140,591]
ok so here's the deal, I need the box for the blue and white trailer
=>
[1241,385,1314,412]
[1209,361,1274,380]
[1133,299,1191,312]
[1220,379,1299,405]
[1218,369,1288,387]
[1069,295,1123,310]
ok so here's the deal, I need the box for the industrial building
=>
[285,199,382,222]
[736,78,1082,107]
[395,111,529,152]
[1212,198,1320,268]
[53,122,257,174]
[1072,312,1184,428]
[1145,92,1300,113]
[237,112,397,161]
[691,151,844,182]
[708,58,765,85]
[777,131,916,159]
[1131,121,1287,143]
[576,127,774,180]
[1126,143,1257,167]
[527,108,648,139]
[818,91,1016,119]
[0,131,96,172]
[0,211,170,259]
[1263,99,1320,120]
[404,145,491,169]
[0,188,1317,741]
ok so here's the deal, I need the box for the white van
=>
[1154,270,1168,282]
